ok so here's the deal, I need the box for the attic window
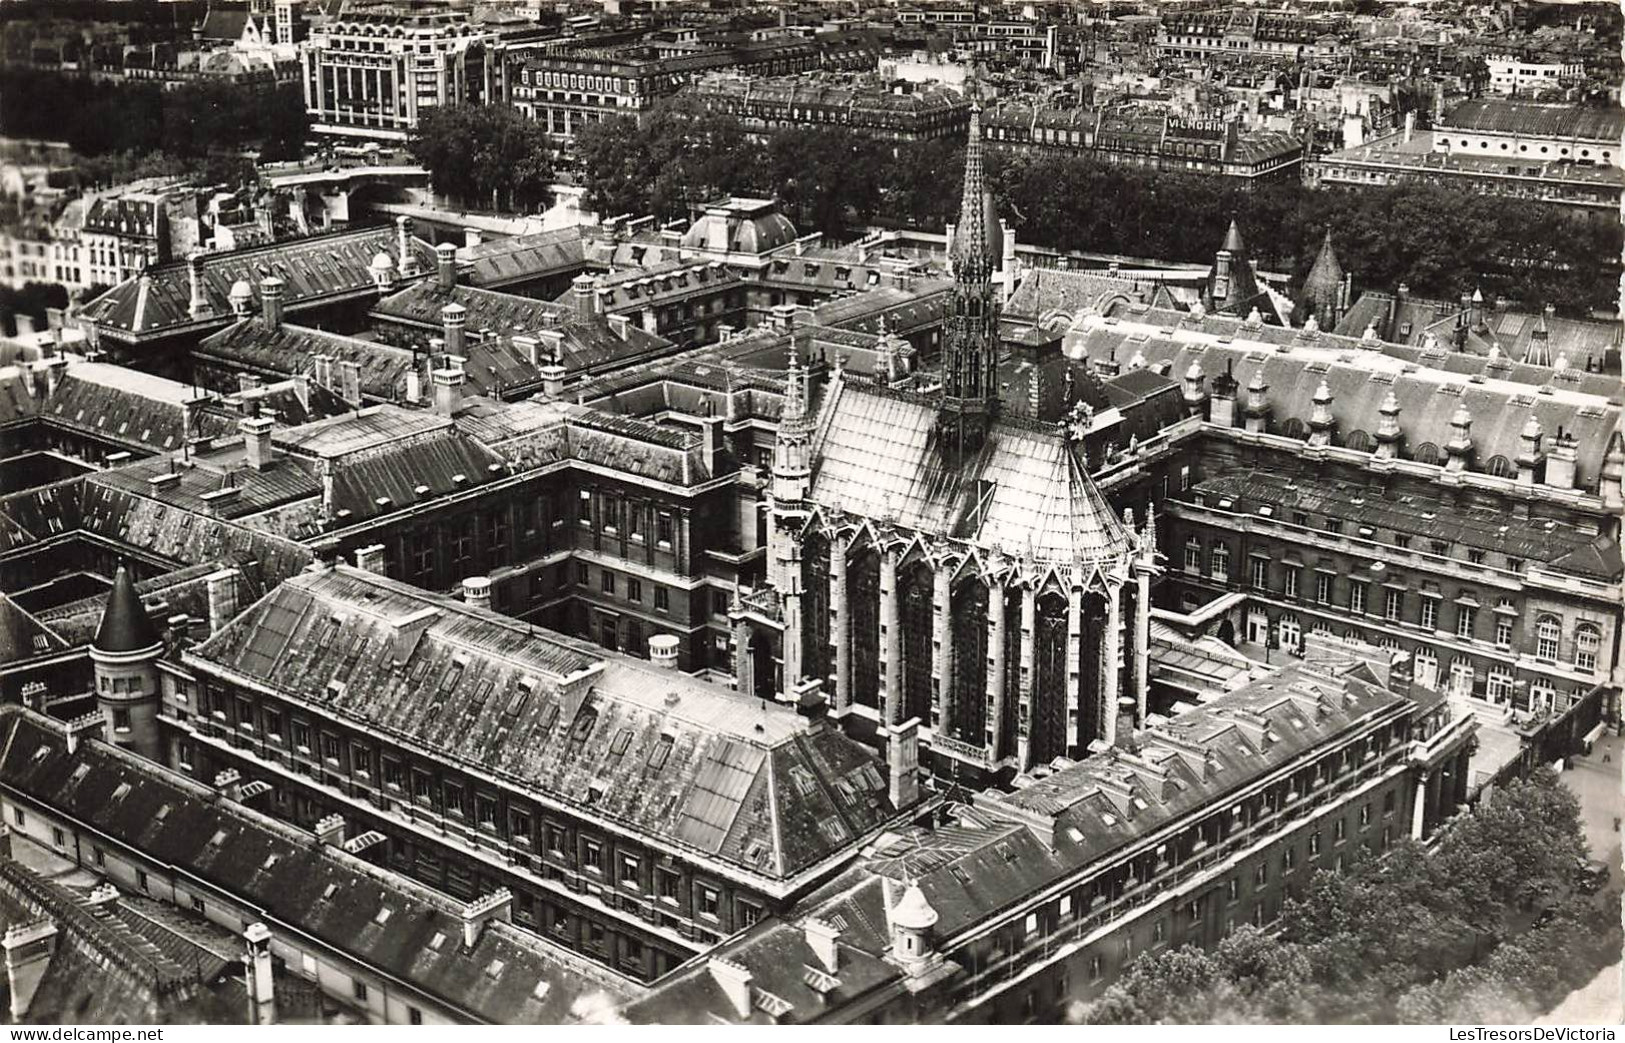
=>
[113,783,131,801]
[486,959,506,980]
[322,883,339,901]
[31,745,48,762]
[609,728,633,757]
[429,932,446,951]
[374,906,393,926]
[569,707,598,743]
[647,734,674,770]
[155,804,171,821]
[532,980,551,1002]
[261,854,279,870]
[209,830,229,847]
[70,764,90,783]
[439,660,465,692]
[503,682,533,718]
[1101,813,1117,826]
[1065,827,1084,843]
[536,702,560,733]
[471,680,494,708]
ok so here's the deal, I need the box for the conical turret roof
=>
[1303,228,1344,294]
[1220,218,1247,256]
[93,563,160,655]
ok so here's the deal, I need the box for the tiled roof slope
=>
[808,374,1129,568]
[1074,304,1622,485]
[1004,268,1149,323]
[1185,470,1620,577]
[1334,292,1620,374]
[0,705,636,1024]
[623,662,1415,1023]
[187,566,903,888]
[0,362,233,455]
[79,226,434,340]
[198,320,417,403]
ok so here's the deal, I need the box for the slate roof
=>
[0,705,636,1024]
[93,563,161,654]
[808,374,1130,569]
[0,362,232,455]
[1439,98,1625,143]
[79,226,434,342]
[462,227,597,289]
[1334,292,1620,373]
[627,662,1416,1023]
[0,593,67,664]
[811,282,954,337]
[1073,305,1623,486]
[1004,267,1150,323]
[1185,470,1619,575]
[187,565,905,889]
[198,319,417,404]
[680,197,799,254]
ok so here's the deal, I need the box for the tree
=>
[409,103,556,212]
[1071,771,1616,1025]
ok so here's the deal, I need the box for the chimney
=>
[396,215,415,276]
[539,363,567,402]
[260,276,284,328]
[1546,427,1578,489]
[706,959,754,1020]
[431,360,466,416]
[460,889,513,949]
[336,359,361,407]
[206,568,241,633]
[462,576,492,610]
[441,302,467,357]
[241,413,275,470]
[804,919,840,973]
[700,414,725,475]
[887,717,920,809]
[187,250,207,319]
[86,884,118,909]
[64,712,104,756]
[513,335,540,367]
[312,354,333,390]
[648,633,679,670]
[571,273,602,320]
[4,921,58,1020]
[607,314,629,339]
[243,924,276,1025]
[435,241,457,291]
[355,544,386,574]
[405,369,423,405]
[314,813,345,846]
[464,227,482,249]
[213,768,244,800]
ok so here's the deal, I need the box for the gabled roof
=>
[0,706,635,1024]
[186,566,905,888]
[79,226,434,341]
[92,563,161,655]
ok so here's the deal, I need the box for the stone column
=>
[932,563,952,732]
[1017,585,1036,770]
[830,535,850,714]
[1103,581,1123,747]
[987,583,1007,757]
[1410,773,1428,840]
[1066,584,1084,753]
[1134,567,1151,725]
[881,548,900,726]
[733,618,755,698]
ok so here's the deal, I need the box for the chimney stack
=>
[887,717,920,809]
[187,251,207,319]
[435,242,457,291]
[461,576,492,611]
[4,921,59,1021]
[260,276,284,328]
[706,959,754,1020]
[241,412,274,470]
[431,359,466,416]
[206,568,241,634]
[804,919,840,973]
[441,302,466,357]
[243,924,276,1025]
[314,813,345,846]
[539,363,567,402]
[648,634,679,670]
[460,889,513,950]
[571,273,602,320]
[700,414,725,475]
[396,215,416,276]
[355,544,386,574]
[336,359,361,407]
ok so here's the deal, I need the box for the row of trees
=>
[571,97,1619,314]
[0,70,306,162]
[1078,771,1618,1024]
[407,103,556,214]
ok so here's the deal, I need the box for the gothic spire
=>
[950,97,992,285]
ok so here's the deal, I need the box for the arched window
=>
[1414,647,1438,689]
[1448,658,1475,698]
[1484,455,1515,478]
[1412,442,1441,466]
[1280,418,1308,441]
[1574,624,1600,672]
[1535,615,1561,661]
[1344,430,1373,453]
